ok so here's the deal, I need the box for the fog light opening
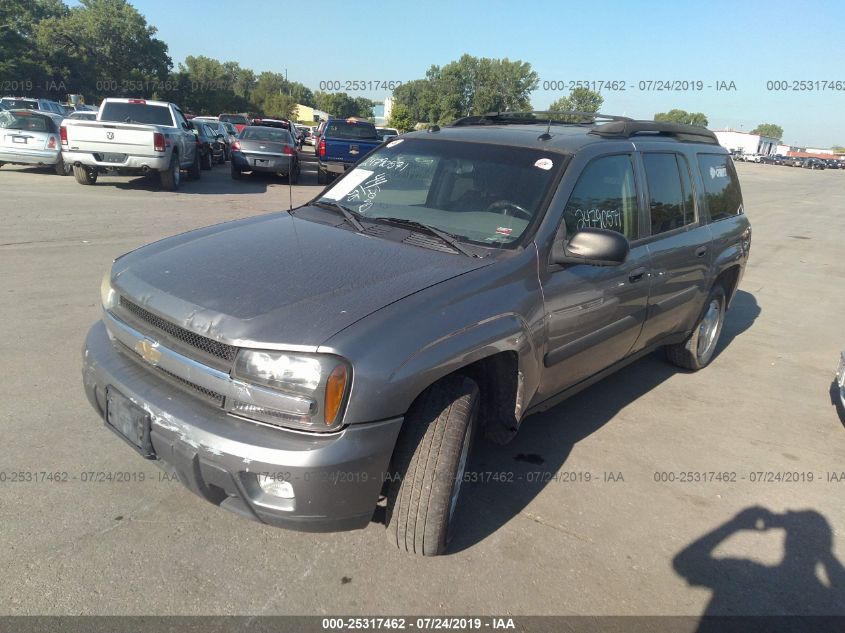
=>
[256,474,295,499]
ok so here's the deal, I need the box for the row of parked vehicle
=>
[734,151,843,169]
[0,97,311,186]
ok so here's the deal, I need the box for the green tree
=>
[750,123,783,139]
[36,0,171,100]
[387,102,415,132]
[391,55,537,125]
[0,0,68,92]
[654,109,709,127]
[548,87,604,121]
[260,93,297,119]
[313,91,371,117]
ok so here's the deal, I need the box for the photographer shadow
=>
[674,507,845,631]
[447,290,760,553]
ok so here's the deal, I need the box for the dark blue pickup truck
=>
[316,117,382,184]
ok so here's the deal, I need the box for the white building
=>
[713,129,781,156]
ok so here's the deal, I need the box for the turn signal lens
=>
[324,364,348,425]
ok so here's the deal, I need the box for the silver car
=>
[836,353,845,412]
[0,109,69,175]
[230,125,300,182]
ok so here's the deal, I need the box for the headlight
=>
[231,350,350,432]
[100,270,117,310]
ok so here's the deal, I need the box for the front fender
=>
[319,247,545,426]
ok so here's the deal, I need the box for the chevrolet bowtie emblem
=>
[135,338,162,365]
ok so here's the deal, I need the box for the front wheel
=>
[73,164,97,185]
[665,284,726,370]
[186,150,201,181]
[385,375,479,556]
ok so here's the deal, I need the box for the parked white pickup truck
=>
[61,98,200,189]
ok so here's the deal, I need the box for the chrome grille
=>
[118,296,237,363]
[115,340,225,407]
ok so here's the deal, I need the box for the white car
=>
[836,352,845,412]
[0,108,69,175]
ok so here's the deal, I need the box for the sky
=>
[120,0,844,147]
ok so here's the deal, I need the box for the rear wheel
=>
[385,375,479,556]
[73,164,97,185]
[159,152,181,190]
[317,168,327,185]
[201,148,213,170]
[289,164,299,184]
[665,284,726,370]
[231,165,244,180]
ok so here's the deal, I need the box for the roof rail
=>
[449,110,633,126]
[590,120,719,144]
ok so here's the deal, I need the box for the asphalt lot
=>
[1,154,844,618]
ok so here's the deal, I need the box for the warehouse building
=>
[713,129,781,156]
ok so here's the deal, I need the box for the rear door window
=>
[561,154,640,241]
[642,153,696,235]
[697,154,744,221]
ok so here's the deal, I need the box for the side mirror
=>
[550,227,630,266]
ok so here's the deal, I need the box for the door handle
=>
[628,267,647,283]
[695,246,708,258]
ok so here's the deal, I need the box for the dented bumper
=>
[82,321,402,532]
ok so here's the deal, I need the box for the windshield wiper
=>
[374,217,478,257]
[313,200,365,232]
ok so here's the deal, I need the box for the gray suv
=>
[82,112,751,556]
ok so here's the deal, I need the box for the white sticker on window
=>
[386,138,404,148]
[321,169,375,200]
[534,158,553,170]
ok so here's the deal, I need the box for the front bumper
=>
[0,147,61,166]
[82,321,403,532]
[62,150,170,172]
[232,152,292,174]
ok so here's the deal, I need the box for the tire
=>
[73,164,97,185]
[289,162,299,184]
[159,152,180,190]
[317,167,327,185]
[186,150,201,181]
[231,165,244,180]
[201,149,213,171]
[665,284,727,371]
[54,156,69,176]
[385,375,480,556]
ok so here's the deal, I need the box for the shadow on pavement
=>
[447,290,761,553]
[673,506,845,631]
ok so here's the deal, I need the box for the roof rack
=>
[590,120,718,144]
[449,110,633,126]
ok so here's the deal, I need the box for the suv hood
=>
[112,212,491,350]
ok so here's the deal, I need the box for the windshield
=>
[100,102,173,126]
[220,114,249,125]
[325,120,378,140]
[0,110,53,132]
[316,138,564,247]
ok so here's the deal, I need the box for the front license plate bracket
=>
[105,387,156,459]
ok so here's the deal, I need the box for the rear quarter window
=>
[697,154,743,222]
